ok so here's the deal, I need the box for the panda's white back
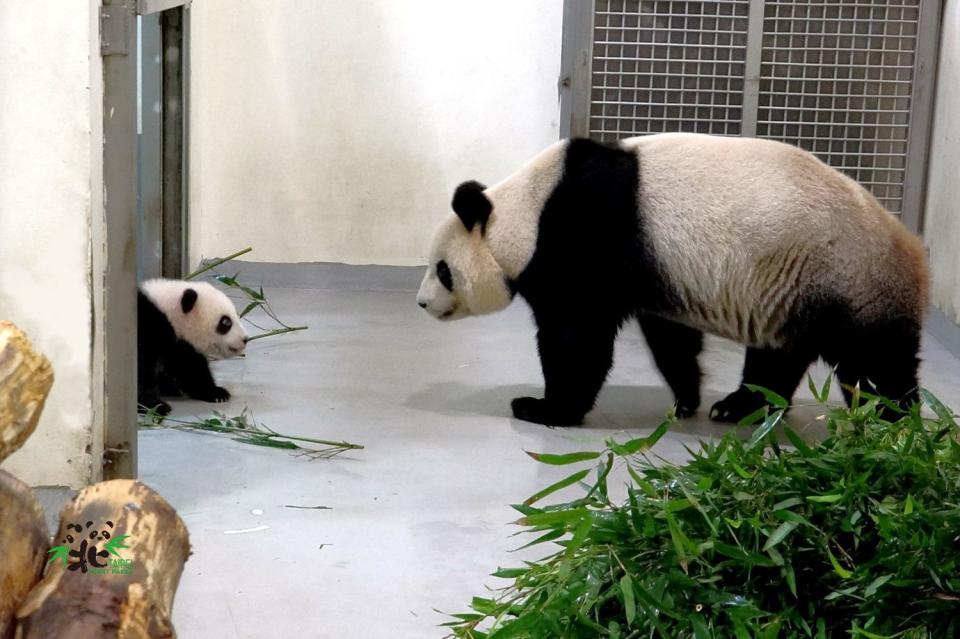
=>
[620,133,926,346]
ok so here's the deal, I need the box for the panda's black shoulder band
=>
[452,180,492,234]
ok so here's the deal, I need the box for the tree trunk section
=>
[0,471,48,639]
[0,322,54,463]
[15,480,191,639]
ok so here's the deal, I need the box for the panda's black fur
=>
[137,288,232,416]
[499,140,705,425]
[441,137,926,426]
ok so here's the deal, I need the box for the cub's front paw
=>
[510,397,583,427]
[192,386,231,403]
[709,387,767,424]
[673,400,699,419]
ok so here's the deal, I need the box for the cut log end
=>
[0,322,54,463]
[0,470,48,639]
[15,480,190,639]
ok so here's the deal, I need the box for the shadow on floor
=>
[406,382,831,442]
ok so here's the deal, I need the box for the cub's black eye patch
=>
[217,315,233,335]
[437,260,453,291]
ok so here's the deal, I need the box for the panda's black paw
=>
[192,386,232,403]
[511,397,583,427]
[709,387,767,424]
[673,400,698,419]
[138,397,171,417]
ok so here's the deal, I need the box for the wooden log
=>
[0,322,54,463]
[0,471,48,639]
[15,480,191,639]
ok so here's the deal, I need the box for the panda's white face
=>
[142,279,248,358]
[417,215,514,321]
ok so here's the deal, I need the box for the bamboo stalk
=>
[184,246,253,280]
[246,326,309,342]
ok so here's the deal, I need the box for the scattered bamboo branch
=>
[184,247,308,342]
[246,326,309,342]
[139,409,363,459]
[183,246,253,280]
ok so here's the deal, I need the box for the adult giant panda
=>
[138,278,248,416]
[416,133,929,426]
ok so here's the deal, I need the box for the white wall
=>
[0,3,99,487]
[925,0,960,323]
[188,0,563,266]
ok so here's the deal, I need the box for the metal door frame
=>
[100,0,190,479]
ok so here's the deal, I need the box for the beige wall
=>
[0,3,101,487]
[925,0,960,323]
[188,0,563,266]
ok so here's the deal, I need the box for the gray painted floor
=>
[138,265,960,639]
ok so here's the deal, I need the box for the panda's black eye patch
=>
[217,315,233,335]
[437,260,453,291]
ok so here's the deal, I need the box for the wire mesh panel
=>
[580,0,933,217]
[589,0,752,141]
[757,0,921,213]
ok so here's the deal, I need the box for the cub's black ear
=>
[452,180,491,234]
[180,288,198,314]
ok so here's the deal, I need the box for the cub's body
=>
[138,279,248,415]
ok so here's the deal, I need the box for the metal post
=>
[99,0,139,479]
[161,7,186,277]
[900,0,943,235]
[559,0,595,139]
[740,0,766,138]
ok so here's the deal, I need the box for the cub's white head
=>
[417,181,515,321]
[141,279,248,358]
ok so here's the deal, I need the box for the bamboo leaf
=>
[524,450,601,465]
[523,468,591,506]
[744,384,789,408]
[827,547,853,579]
[762,520,798,552]
[620,574,637,627]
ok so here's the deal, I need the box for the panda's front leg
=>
[137,351,171,416]
[168,341,232,403]
[512,320,617,427]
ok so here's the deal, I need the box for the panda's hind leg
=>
[638,313,703,418]
[710,345,816,423]
[825,317,921,417]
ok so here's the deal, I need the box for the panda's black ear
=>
[452,180,491,234]
[180,288,198,314]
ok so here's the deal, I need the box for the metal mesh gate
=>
[562,0,941,226]
[590,1,751,137]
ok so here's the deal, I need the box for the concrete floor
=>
[139,265,960,639]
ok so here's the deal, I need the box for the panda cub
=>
[417,133,929,427]
[138,278,248,416]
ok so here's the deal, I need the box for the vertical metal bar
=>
[740,0,765,137]
[182,5,191,269]
[161,7,186,277]
[900,0,941,235]
[100,0,139,480]
[138,13,162,281]
[559,0,595,138]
